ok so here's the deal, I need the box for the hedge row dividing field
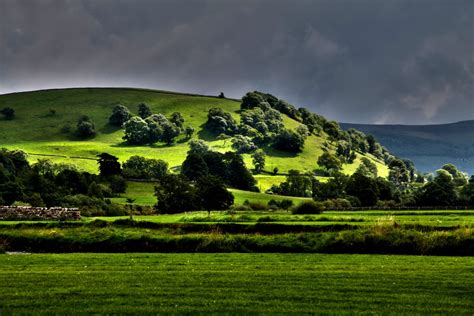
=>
[0,253,472,315]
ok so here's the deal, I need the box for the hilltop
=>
[0,87,389,195]
[341,120,474,175]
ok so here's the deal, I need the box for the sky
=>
[1,0,473,124]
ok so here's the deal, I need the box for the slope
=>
[341,121,474,174]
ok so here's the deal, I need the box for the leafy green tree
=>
[123,116,150,145]
[122,156,168,179]
[154,174,199,213]
[415,169,458,206]
[272,170,316,197]
[181,153,209,181]
[356,157,378,178]
[252,150,266,174]
[196,175,234,214]
[188,139,210,155]
[170,112,185,129]
[109,104,132,126]
[185,126,195,139]
[317,152,342,172]
[206,108,238,135]
[97,153,121,177]
[346,172,380,206]
[137,103,152,119]
[273,129,305,152]
[231,135,257,153]
[241,92,266,110]
[160,122,181,145]
[441,163,468,186]
[76,115,96,138]
[1,107,15,120]
[224,152,258,191]
[323,121,342,142]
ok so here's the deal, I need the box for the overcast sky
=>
[1,0,473,124]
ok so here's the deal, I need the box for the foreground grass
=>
[0,253,472,314]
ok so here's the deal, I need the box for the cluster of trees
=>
[270,160,474,207]
[0,149,128,215]
[153,140,256,214]
[109,103,193,145]
[181,140,258,191]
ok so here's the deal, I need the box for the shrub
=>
[291,201,325,214]
[1,107,15,120]
[76,116,96,138]
[243,200,268,211]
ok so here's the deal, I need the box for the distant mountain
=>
[341,120,474,175]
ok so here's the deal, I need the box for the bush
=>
[109,104,132,126]
[243,200,268,211]
[76,116,96,138]
[291,201,325,214]
[1,107,15,120]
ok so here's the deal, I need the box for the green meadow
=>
[0,253,472,315]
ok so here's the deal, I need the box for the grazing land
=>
[0,253,473,315]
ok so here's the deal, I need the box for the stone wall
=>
[0,206,81,221]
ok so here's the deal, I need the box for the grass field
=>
[0,87,389,184]
[0,253,472,314]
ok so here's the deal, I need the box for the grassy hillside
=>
[0,88,388,198]
[342,121,474,174]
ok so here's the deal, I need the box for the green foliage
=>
[109,104,132,126]
[317,152,342,172]
[206,107,238,135]
[122,155,168,179]
[252,149,265,173]
[122,116,150,145]
[273,129,306,152]
[185,126,195,139]
[137,103,152,119]
[197,176,234,212]
[271,170,317,197]
[291,200,325,214]
[160,121,181,145]
[356,157,378,178]
[231,135,257,153]
[154,174,199,213]
[76,115,96,139]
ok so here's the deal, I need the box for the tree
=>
[252,150,265,173]
[441,163,468,186]
[224,152,258,191]
[1,107,15,120]
[188,139,210,155]
[185,126,195,139]
[160,122,180,145]
[196,176,234,214]
[231,135,257,153]
[241,92,265,110]
[122,156,168,179]
[296,125,309,137]
[123,117,150,145]
[272,170,316,197]
[76,116,96,138]
[356,157,378,178]
[181,153,209,181]
[346,172,380,206]
[170,112,185,129]
[97,153,121,177]
[206,108,238,135]
[323,121,342,142]
[218,92,225,98]
[137,103,152,119]
[109,104,132,126]
[415,169,458,206]
[154,174,199,213]
[273,129,305,152]
[317,152,342,172]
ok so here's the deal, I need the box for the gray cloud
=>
[1,0,473,124]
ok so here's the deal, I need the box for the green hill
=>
[0,88,389,202]
[341,121,474,175]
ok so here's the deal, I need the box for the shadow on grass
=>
[263,145,298,158]
[99,124,122,135]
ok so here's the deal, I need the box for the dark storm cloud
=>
[1,0,473,124]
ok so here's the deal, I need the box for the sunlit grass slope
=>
[0,87,389,188]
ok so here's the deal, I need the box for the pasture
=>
[0,253,472,314]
